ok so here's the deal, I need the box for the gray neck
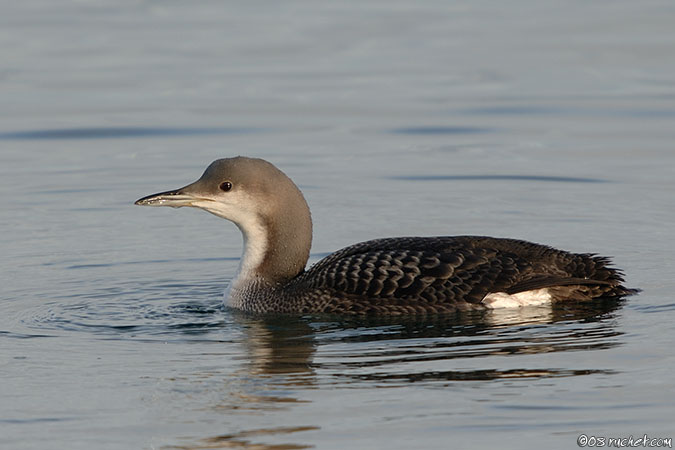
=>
[231,177,312,291]
[257,198,312,284]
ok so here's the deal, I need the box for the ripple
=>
[631,302,675,313]
[0,417,78,424]
[0,331,55,339]
[0,126,263,140]
[336,368,614,383]
[63,256,238,270]
[24,279,228,339]
[461,105,569,116]
[389,126,494,135]
[389,174,608,183]
[460,105,675,119]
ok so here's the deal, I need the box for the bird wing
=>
[295,236,627,313]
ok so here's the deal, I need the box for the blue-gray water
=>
[2,1,674,449]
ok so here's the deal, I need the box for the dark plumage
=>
[282,236,636,315]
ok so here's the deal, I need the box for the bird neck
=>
[231,191,312,290]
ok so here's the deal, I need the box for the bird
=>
[135,156,637,315]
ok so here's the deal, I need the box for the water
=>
[2,1,675,448]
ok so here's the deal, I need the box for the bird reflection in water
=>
[169,299,624,449]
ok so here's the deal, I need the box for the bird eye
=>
[219,181,233,192]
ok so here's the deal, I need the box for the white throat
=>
[235,218,268,283]
[223,220,269,307]
[195,198,270,306]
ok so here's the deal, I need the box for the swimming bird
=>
[135,157,636,315]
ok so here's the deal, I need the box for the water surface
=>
[1,1,674,449]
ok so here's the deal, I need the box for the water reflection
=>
[164,426,319,450]
[234,298,624,386]
[170,300,623,448]
[239,316,317,378]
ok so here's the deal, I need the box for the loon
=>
[135,157,636,315]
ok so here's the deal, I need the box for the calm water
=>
[2,1,675,449]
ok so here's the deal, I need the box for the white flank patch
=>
[483,288,553,308]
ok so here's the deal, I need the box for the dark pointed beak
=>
[135,186,203,208]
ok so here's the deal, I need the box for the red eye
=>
[219,181,232,192]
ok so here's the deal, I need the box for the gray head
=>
[136,157,313,284]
